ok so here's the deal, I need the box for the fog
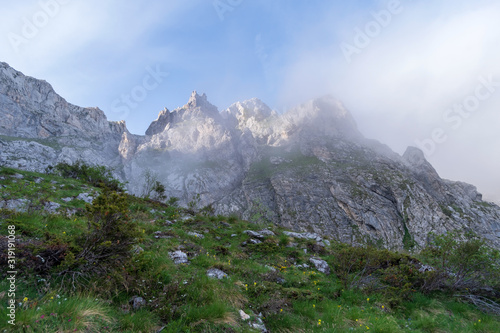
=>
[274,0,500,203]
[0,0,498,202]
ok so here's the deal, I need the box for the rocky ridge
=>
[1,62,499,250]
[0,61,134,174]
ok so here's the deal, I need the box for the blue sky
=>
[1,0,500,202]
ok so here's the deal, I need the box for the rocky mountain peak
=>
[144,92,222,137]
[174,90,220,122]
[0,62,127,140]
[145,107,171,136]
[187,90,208,108]
[283,95,362,140]
[224,98,273,119]
[2,62,500,251]
[403,146,440,178]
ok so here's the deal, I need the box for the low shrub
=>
[420,231,500,293]
[58,190,139,285]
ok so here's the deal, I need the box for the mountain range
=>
[1,61,499,250]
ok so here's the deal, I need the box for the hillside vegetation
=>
[0,164,499,332]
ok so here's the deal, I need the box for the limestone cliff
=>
[1,62,499,250]
[0,61,133,174]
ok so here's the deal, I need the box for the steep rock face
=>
[1,62,499,250]
[0,62,131,175]
[127,92,500,249]
[0,62,118,139]
[124,91,245,206]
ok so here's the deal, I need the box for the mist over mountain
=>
[1,61,499,250]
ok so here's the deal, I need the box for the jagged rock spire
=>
[187,91,208,108]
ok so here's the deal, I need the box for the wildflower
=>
[367,298,370,302]
[41,315,45,319]
[280,309,283,312]
[381,305,384,309]
[68,319,72,322]
[478,319,481,322]
[366,326,370,330]
[23,297,28,302]
[313,304,315,308]
[51,296,54,299]
[63,231,66,234]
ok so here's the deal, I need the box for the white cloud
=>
[1,0,498,202]
[275,0,500,202]
[0,0,201,83]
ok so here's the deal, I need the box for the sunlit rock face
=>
[0,61,134,174]
[1,62,500,250]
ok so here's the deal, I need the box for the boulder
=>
[309,257,330,275]
[168,250,189,264]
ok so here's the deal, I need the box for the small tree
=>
[141,169,167,202]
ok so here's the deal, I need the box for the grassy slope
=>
[0,167,499,332]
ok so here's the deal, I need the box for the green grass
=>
[0,166,499,332]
